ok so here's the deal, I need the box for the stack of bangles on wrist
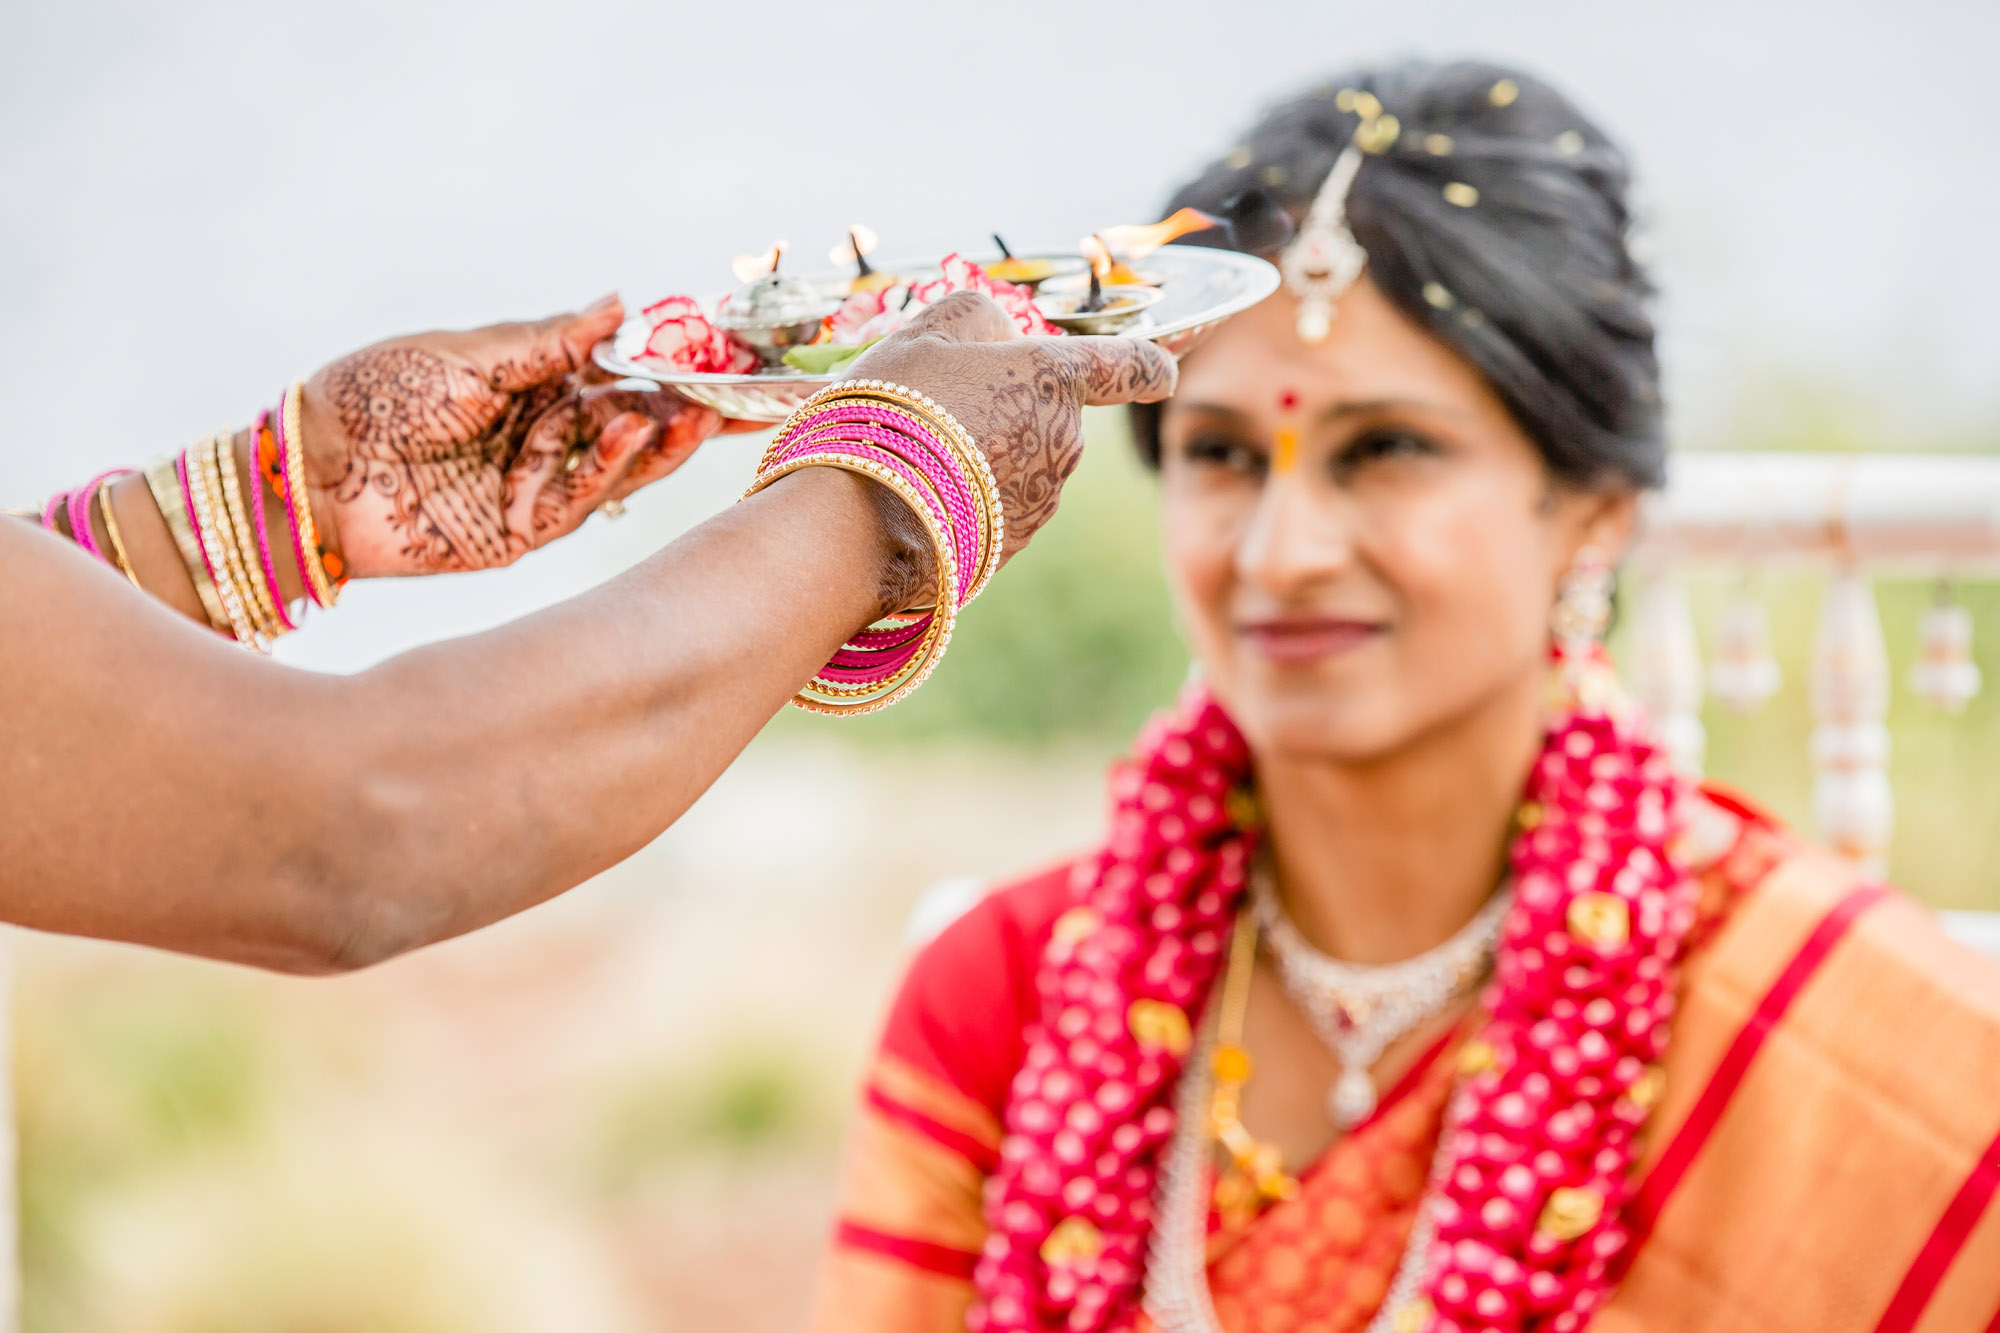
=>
[22,380,344,653]
[743,379,1004,716]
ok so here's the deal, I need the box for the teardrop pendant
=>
[1327,1066,1377,1130]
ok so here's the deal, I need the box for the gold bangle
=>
[742,453,958,715]
[785,380,1005,603]
[94,479,144,590]
[187,435,263,650]
[772,399,995,593]
[281,382,341,608]
[212,429,285,641]
[211,431,280,646]
[144,456,229,631]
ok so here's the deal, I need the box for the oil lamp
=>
[715,242,839,365]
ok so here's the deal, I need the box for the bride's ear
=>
[1560,486,1642,569]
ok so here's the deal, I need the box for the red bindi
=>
[1278,389,1300,412]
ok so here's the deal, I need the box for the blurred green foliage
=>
[590,1037,829,1196]
[15,973,271,1333]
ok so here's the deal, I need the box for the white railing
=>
[1632,451,2000,880]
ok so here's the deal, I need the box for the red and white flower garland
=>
[971,665,1696,1333]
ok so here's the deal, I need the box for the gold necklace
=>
[1206,908,1295,1227]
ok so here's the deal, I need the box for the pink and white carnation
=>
[907,253,1063,338]
[627,296,761,375]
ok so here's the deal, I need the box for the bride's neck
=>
[1254,669,1543,966]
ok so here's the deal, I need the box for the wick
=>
[1082,265,1106,313]
[992,233,1014,260]
[850,229,873,277]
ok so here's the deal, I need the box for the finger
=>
[1050,334,1179,406]
[894,291,1018,345]
[559,414,652,517]
[500,397,584,540]
[475,293,626,396]
[576,388,718,502]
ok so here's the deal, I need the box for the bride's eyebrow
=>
[1167,402,1259,428]
[1317,397,1469,425]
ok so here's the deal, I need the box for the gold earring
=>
[1551,546,1614,653]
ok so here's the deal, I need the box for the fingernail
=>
[585,292,620,314]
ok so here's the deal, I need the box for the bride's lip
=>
[1237,617,1385,664]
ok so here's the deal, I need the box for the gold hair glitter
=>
[1225,145,1254,170]
[1554,129,1585,156]
[1260,164,1289,187]
[1489,78,1520,107]
[1425,133,1455,155]
[1443,182,1480,207]
[1354,114,1401,154]
[1422,281,1455,309]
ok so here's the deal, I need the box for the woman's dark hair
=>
[1133,59,1664,490]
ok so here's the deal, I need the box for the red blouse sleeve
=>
[808,860,1081,1333]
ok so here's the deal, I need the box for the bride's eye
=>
[1182,433,1267,478]
[1334,428,1438,477]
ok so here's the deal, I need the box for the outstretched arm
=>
[0,295,1176,973]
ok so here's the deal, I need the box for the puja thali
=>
[592,246,1280,424]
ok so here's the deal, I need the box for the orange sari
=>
[810,790,2000,1332]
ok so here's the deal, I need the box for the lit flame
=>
[1082,208,1221,283]
[732,241,787,284]
[1081,236,1145,286]
[829,224,880,267]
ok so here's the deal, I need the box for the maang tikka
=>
[1280,89,1399,343]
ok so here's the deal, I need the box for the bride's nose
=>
[1233,464,1357,599]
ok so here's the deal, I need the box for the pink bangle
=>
[270,392,322,611]
[246,411,298,632]
[776,403,986,593]
[795,402,980,525]
[781,416,982,569]
[66,470,123,561]
[774,426,977,607]
[41,492,67,533]
[779,436,968,608]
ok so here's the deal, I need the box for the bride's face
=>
[1156,277,1635,763]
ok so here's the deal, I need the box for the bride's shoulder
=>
[874,857,1092,1119]
[1617,788,2000,1313]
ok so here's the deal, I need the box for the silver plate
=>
[592,247,1279,423]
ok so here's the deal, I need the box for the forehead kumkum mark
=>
[1273,425,1301,474]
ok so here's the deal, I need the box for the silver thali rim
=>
[591,247,1279,389]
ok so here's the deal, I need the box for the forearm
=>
[0,467,902,971]
[19,429,313,630]
[317,468,904,962]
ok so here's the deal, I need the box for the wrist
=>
[294,378,349,575]
[859,473,941,619]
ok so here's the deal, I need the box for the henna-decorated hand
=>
[300,297,730,578]
[842,291,1177,571]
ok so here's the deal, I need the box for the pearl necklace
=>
[1251,860,1509,1129]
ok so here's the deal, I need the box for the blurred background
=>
[4,1,1998,1328]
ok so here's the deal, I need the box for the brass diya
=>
[1035,283,1164,335]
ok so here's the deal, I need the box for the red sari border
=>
[1623,884,1891,1254]
[865,1084,1003,1174]
[1872,1121,2000,1333]
[834,1220,981,1281]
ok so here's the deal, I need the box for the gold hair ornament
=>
[1280,89,1399,343]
